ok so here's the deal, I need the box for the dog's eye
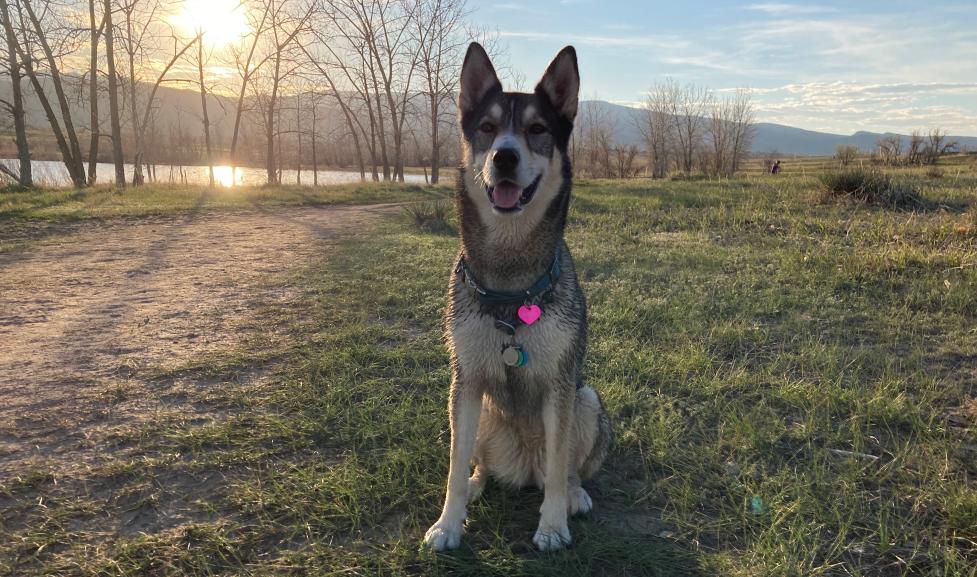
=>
[528,123,547,135]
[479,122,496,133]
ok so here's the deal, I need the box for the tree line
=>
[0,0,497,188]
[1,0,759,190]
[570,80,756,180]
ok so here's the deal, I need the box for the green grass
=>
[2,173,976,575]
[0,181,450,222]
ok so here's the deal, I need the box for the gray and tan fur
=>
[423,43,611,552]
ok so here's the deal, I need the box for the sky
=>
[469,0,977,136]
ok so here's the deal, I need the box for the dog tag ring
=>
[502,345,527,367]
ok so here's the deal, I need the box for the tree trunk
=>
[311,104,318,186]
[429,95,439,185]
[87,0,101,185]
[370,82,390,181]
[0,0,32,187]
[197,38,214,187]
[126,10,142,185]
[295,93,301,186]
[266,50,281,185]
[103,0,125,189]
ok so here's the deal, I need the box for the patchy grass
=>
[817,167,932,210]
[2,174,976,575]
[0,181,450,222]
[404,199,456,235]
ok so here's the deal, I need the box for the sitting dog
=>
[423,43,611,552]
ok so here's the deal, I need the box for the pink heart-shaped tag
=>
[518,304,541,325]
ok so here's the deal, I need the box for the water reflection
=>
[211,166,244,187]
[0,159,427,188]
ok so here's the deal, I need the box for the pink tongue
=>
[491,182,522,209]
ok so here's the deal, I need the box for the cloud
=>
[498,31,682,49]
[735,81,977,134]
[495,3,544,14]
[744,3,837,15]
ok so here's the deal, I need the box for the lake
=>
[0,159,428,187]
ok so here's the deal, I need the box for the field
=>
[1,166,976,576]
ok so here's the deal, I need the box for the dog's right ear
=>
[459,42,501,115]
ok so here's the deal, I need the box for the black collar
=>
[457,246,562,306]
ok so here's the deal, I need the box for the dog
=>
[423,43,612,552]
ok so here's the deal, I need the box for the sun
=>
[173,0,249,47]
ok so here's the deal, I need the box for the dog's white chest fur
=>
[448,294,576,389]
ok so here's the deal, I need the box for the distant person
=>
[771,160,782,174]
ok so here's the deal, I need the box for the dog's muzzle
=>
[486,174,542,213]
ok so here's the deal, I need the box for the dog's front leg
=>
[534,385,574,550]
[423,383,482,551]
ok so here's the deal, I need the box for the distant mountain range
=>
[583,100,977,156]
[3,78,976,157]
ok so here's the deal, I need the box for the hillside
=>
[3,78,977,158]
[587,100,977,155]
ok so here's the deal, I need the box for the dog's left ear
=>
[535,46,579,122]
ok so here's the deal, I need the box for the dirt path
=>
[0,203,398,478]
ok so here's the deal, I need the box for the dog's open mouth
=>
[486,175,542,213]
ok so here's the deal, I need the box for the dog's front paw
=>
[567,486,593,516]
[423,520,464,551]
[532,522,571,551]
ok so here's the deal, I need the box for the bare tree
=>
[15,0,88,187]
[876,135,902,166]
[667,79,710,174]
[612,144,639,179]
[705,89,755,177]
[635,82,672,178]
[412,0,467,184]
[727,89,755,174]
[706,94,732,177]
[254,0,312,185]
[228,0,272,173]
[132,32,201,183]
[835,144,858,166]
[906,130,924,165]
[117,0,162,185]
[0,0,32,186]
[922,128,957,165]
[576,100,615,178]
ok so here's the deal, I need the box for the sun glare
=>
[173,0,249,47]
[212,166,243,187]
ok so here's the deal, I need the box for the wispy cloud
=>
[498,31,682,49]
[744,3,837,15]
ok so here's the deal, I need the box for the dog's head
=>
[458,43,578,226]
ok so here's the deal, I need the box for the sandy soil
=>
[0,203,397,479]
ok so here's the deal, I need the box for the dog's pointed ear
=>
[459,42,501,115]
[535,46,579,122]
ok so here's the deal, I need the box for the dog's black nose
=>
[493,148,520,173]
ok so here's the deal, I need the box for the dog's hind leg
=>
[574,385,611,482]
[467,460,487,503]
[567,385,610,516]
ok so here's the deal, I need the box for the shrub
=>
[403,200,454,234]
[818,168,930,210]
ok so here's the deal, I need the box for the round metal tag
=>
[502,345,527,367]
